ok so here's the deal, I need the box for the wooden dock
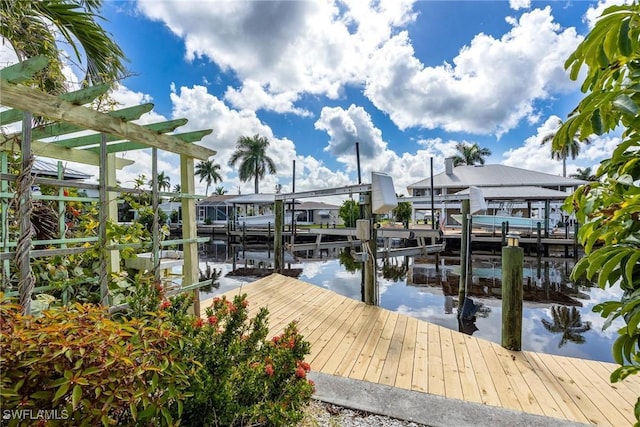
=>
[202,274,640,426]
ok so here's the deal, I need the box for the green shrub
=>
[0,295,195,426]
[163,293,315,426]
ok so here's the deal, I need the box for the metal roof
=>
[295,201,339,210]
[407,164,586,190]
[197,194,237,206]
[33,159,91,180]
[455,186,572,201]
[226,193,276,204]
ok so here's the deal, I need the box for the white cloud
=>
[509,0,531,10]
[364,7,582,136]
[501,115,616,176]
[136,0,417,115]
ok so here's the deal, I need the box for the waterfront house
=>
[407,158,587,228]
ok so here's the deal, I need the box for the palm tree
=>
[541,306,592,348]
[0,0,127,92]
[149,171,171,192]
[452,142,492,166]
[214,186,227,195]
[195,159,222,196]
[172,184,181,193]
[541,118,590,178]
[570,167,597,181]
[228,134,277,194]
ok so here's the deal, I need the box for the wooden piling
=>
[501,243,524,351]
[363,195,377,305]
[458,199,470,307]
[274,199,283,273]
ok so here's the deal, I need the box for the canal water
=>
[199,241,622,363]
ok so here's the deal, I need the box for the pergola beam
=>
[0,80,215,160]
[85,129,214,154]
[52,118,188,148]
[0,55,48,83]
[0,84,110,126]
[1,138,133,169]
[29,104,154,140]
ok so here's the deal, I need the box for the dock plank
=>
[426,323,445,396]
[364,312,399,384]
[395,317,418,390]
[217,274,640,426]
[411,320,429,393]
[348,309,391,381]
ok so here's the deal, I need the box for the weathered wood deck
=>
[201,274,640,426]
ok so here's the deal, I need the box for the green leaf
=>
[129,402,138,421]
[52,382,69,403]
[161,407,173,425]
[625,250,640,286]
[72,384,82,410]
[618,17,632,57]
[612,334,626,364]
[613,94,639,116]
[627,309,640,336]
[598,251,627,288]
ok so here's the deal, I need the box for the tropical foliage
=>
[228,135,277,194]
[570,167,597,181]
[541,118,591,177]
[0,0,127,92]
[338,198,360,228]
[166,293,315,426]
[554,3,640,421]
[0,290,315,426]
[452,142,492,166]
[149,171,171,192]
[392,196,412,223]
[0,296,194,426]
[195,159,222,196]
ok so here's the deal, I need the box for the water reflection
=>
[541,306,592,348]
[197,241,622,363]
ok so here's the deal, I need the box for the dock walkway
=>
[201,274,640,426]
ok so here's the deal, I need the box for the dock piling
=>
[501,234,523,351]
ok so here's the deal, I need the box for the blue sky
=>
[1,0,626,197]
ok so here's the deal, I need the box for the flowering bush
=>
[164,293,315,426]
[0,294,195,426]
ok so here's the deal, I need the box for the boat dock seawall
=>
[201,274,640,426]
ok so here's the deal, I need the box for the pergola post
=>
[105,153,120,274]
[181,155,200,315]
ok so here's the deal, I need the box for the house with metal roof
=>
[407,158,587,228]
[195,194,341,226]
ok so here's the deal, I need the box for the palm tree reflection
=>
[541,306,592,348]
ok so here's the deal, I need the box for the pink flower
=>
[159,300,171,310]
[193,318,204,328]
[295,367,306,379]
[264,364,274,376]
[207,315,218,325]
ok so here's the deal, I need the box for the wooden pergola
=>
[0,56,216,315]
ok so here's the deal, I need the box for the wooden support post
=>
[180,155,200,316]
[363,194,377,305]
[17,112,34,314]
[105,153,120,274]
[151,148,160,283]
[1,153,9,288]
[458,199,470,310]
[501,239,523,351]
[274,199,283,273]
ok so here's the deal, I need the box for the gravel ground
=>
[298,400,428,427]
